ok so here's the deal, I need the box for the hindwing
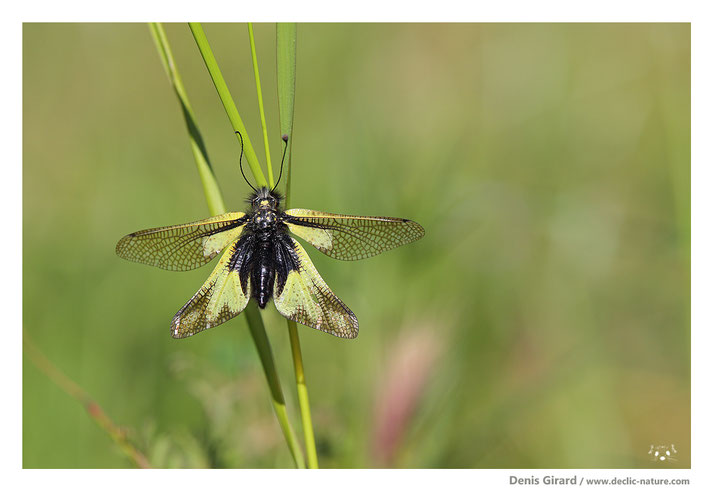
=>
[272,236,358,339]
[170,238,252,338]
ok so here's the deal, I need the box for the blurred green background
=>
[23,23,690,468]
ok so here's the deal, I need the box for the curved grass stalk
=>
[151,22,305,469]
[149,23,225,215]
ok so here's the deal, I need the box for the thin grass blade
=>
[277,22,319,469]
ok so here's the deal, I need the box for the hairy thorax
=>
[251,209,278,236]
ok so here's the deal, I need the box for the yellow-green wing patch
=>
[273,238,358,339]
[116,212,246,271]
[284,209,424,261]
[171,243,251,338]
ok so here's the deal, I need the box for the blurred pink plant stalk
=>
[371,326,442,467]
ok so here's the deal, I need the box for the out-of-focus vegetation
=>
[23,23,690,468]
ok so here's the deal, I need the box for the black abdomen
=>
[253,239,275,308]
[234,227,297,310]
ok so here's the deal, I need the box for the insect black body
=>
[235,187,297,309]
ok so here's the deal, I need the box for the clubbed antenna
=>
[272,134,289,192]
[235,130,258,192]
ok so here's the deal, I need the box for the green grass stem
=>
[188,22,268,188]
[248,23,274,187]
[148,23,226,215]
[153,22,305,468]
[244,304,306,469]
[287,320,318,468]
[276,23,319,469]
[276,23,296,202]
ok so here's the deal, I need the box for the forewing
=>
[283,209,424,261]
[273,237,358,339]
[116,212,247,271]
[170,240,251,338]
